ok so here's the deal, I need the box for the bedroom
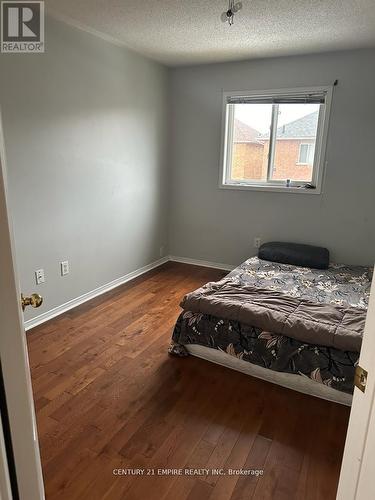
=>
[0,1,374,499]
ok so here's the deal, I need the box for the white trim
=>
[221,86,333,99]
[24,256,169,330]
[220,183,320,194]
[169,255,235,272]
[267,103,279,181]
[337,271,375,499]
[24,255,236,331]
[0,108,45,498]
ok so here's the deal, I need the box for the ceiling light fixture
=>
[221,0,243,26]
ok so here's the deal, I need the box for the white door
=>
[337,271,375,500]
[0,112,45,498]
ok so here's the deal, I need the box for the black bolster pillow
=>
[258,242,330,269]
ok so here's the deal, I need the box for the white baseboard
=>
[24,256,169,331]
[24,254,234,331]
[169,255,235,272]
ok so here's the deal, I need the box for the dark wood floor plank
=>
[26,262,350,500]
[186,479,213,500]
[230,434,272,500]
[163,439,216,500]
[207,403,264,499]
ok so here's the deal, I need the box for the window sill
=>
[220,183,321,194]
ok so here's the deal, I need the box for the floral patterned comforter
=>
[170,258,373,395]
[228,257,372,309]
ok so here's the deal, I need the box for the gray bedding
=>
[181,280,366,353]
[170,258,373,394]
[227,257,371,309]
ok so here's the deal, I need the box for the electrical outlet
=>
[35,269,45,285]
[60,260,69,276]
[159,246,165,257]
[254,237,261,249]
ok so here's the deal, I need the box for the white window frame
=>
[219,86,333,194]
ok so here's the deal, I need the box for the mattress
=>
[170,257,372,399]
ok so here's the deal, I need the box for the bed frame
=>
[186,344,352,406]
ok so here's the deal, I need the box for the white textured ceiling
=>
[46,0,375,66]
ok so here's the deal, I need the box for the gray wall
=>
[0,18,169,321]
[168,49,375,267]
[1,21,374,323]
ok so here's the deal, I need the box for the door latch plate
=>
[354,365,368,393]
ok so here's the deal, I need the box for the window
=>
[298,143,315,165]
[220,87,332,193]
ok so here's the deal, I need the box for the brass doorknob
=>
[21,293,43,311]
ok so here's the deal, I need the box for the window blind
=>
[227,91,326,105]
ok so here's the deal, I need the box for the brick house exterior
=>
[231,120,265,179]
[232,111,318,182]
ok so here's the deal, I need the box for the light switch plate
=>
[35,269,45,285]
[61,261,69,276]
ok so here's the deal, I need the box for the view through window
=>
[222,88,330,191]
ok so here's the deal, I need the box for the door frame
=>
[0,109,45,499]
[337,271,375,499]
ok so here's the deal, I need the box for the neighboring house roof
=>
[258,111,318,139]
[233,119,261,143]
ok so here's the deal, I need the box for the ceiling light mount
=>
[221,0,242,26]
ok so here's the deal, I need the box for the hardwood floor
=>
[27,262,350,500]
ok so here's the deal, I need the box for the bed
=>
[169,256,372,406]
